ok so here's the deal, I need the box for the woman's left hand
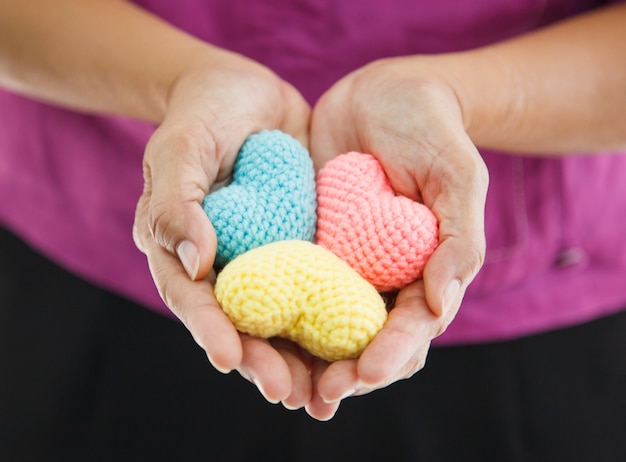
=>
[305,55,489,420]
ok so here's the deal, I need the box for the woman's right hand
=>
[132,48,315,411]
[0,0,315,413]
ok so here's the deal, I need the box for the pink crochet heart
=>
[315,152,439,292]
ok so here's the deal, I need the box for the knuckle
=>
[147,199,179,253]
[434,316,451,338]
[132,195,151,252]
[472,150,490,181]
[397,350,430,382]
[157,277,185,324]
[147,200,165,241]
[132,223,147,253]
[468,238,487,279]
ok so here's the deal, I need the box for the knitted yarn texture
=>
[202,130,317,267]
[214,240,388,362]
[316,152,439,292]
[207,133,438,361]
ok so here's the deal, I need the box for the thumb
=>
[143,129,222,281]
[422,142,488,320]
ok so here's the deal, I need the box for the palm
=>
[308,56,488,414]
[133,56,314,410]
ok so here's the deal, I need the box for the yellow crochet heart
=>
[214,240,388,361]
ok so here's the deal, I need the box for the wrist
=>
[164,46,276,116]
[403,51,525,151]
[442,51,526,151]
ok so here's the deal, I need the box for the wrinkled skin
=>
[133,54,488,421]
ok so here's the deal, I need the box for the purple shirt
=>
[1,0,625,345]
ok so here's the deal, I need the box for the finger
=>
[277,85,312,150]
[269,338,313,410]
[237,334,292,404]
[351,342,431,397]
[304,358,341,421]
[141,233,242,373]
[356,281,443,386]
[132,190,153,254]
[309,90,360,171]
[315,359,359,404]
[423,236,480,320]
[422,140,488,317]
[319,341,432,402]
[144,127,227,281]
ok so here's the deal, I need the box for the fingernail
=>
[177,240,199,280]
[282,402,300,411]
[251,377,279,404]
[208,357,232,375]
[442,279,461,317]
[214,365,232,374]
[322,388,355,404]
[305,403,339,421]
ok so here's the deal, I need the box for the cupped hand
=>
[306,55,489,419]
[132,49,313,410]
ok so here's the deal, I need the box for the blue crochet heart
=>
[202,130,317,267]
